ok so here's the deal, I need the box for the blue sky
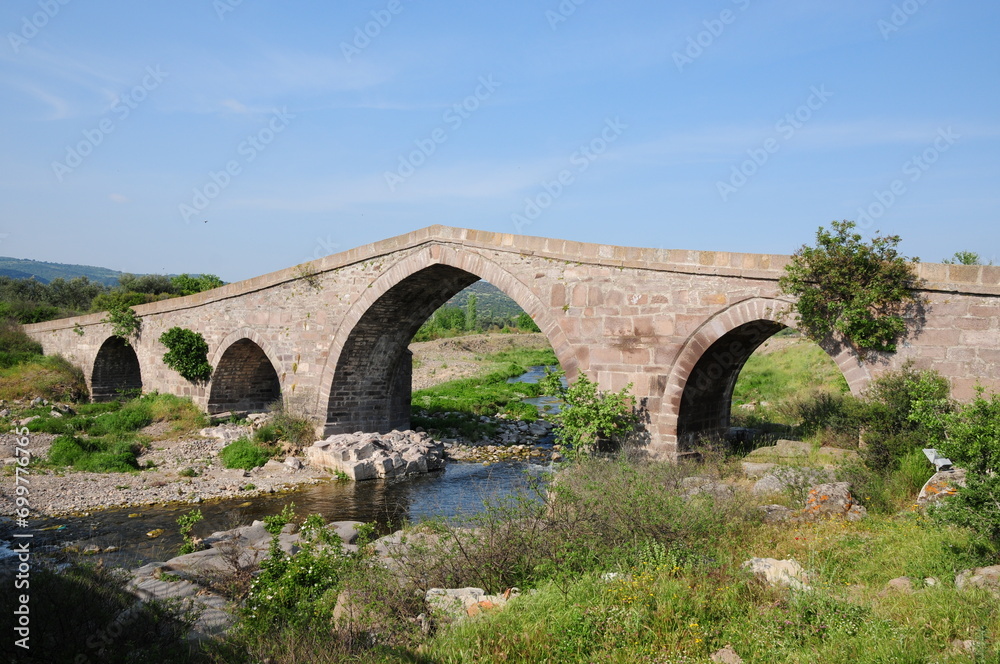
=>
[1,0,997,281]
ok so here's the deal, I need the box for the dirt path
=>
[409,332,552,390]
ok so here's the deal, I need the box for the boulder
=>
[955,565,1000,596]
[758,504,793,524]
[742,462,776,479]
[801,482,867,522]
[711,645,744,664]
[306,430,444,480]
[752,467,833,496]
[917,469,967,506]
[743,557,809,590]
[884,576,914,594]
[425,587,518,623]
[744,439,812,461]
[681,476,736,501]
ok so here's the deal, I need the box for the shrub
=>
[101,302,142,344]
[220,436,270,470]
[779,220,920,356]
[177,508,205,555]
[859,364,951,470]
[540,371,638,453]
[159,327,212,382]
[929,390,1000,543]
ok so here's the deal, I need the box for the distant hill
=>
[0,257,125,286]
[442,281,525,319]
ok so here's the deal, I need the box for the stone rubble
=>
[306,430,445,480]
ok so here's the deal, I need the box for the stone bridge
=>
[22,226,1000,460]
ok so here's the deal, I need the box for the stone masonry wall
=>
[23,226,1000,460]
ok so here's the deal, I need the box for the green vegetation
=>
[411,346,558,438]
[540,371,639,454]
[177,508,205,555]
[200,450,999,663]
[0,268,225,324]
[413,282,542,341]
[101,302,141,344]
[0,319,87,400]
[160,327,212,382]
[24,393,207,472]
[779,220,920,356]
[943,251,992,265]
[916,390,1000,545]
[220,436,272,470]
[731,333,849,422]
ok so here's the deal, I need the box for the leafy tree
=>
[172,273,225,295]
[465,293,478,331]
[516,311,541,332]
[942,251,992,266]
[540,370,639,454]
[779,220,920,356]
[159,327,212,382]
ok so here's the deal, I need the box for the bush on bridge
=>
[159,326,212,382]
[779,220,920,356]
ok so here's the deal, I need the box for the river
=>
[1,366,562,567]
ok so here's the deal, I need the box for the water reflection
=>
[18,460,550,567]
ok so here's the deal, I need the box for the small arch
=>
[661,297,869,450]
[208,338,281,414]
[92,337,143,401]
[317,245,574,435]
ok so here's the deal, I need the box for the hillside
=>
[0,256,126,285]
[441,281,525,319]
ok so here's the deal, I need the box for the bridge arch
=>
[317,244,575,436]
[92,336,143,401]
[207,329,283,414]
[661,297,870,450]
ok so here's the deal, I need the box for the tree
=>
[465,293,478,332]
[516,311,540,332]
[942,251,992,266]
[778,220,920,357]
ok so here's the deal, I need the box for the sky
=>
[1,0,998,282]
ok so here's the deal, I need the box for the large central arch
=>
[661,298,870,450]
[316,245,575,436]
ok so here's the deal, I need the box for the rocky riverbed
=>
[0,413,559,517]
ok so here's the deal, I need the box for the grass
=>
[198,452,1000,663]
[26,393,209,473]
[220,436,272,470]
[411,345,559,438]
[0,353,88,401]
[731,333,850,430]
